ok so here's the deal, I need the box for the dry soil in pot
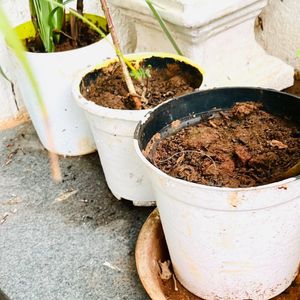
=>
[80,57,202,110]
[25,21,106,52]
[145,102,300,188]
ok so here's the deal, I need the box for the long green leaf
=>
[49,0,72,31]
[30,0,64,52]
[32,0,54,51]
[145,0,183,56]
[48,0,64,44]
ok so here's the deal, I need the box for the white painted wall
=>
[255,0,300,71]
[0,0,29,122]
[109,0,294,90]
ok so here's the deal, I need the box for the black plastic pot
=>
[135,87,300,168]
[134,87,300,299]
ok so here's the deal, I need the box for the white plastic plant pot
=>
[7,15,114,156]
[72,53,203,206]
[134,88,300,299]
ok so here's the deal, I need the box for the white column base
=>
[255,0,300,72]
[109,0,294,90]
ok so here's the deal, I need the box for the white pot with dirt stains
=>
[134,88,300,299]
[7,15,114,156]
[72,53,203,206]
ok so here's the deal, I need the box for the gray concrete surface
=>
[0,122,152,300]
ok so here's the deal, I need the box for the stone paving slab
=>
[0,122,151,300]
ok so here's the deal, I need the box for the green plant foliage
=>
[48,0,75,43]
[130,65,152,80]
[297,49,300,58]
[29,0,64,52]
[47,0,108,39]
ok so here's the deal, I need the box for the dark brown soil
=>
[146,102,300,188]
[25,21,105,53]
[80,57,202,110]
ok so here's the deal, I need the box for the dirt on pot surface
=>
[139,209,300,300]
[25,21,104,53]
[80,57,202,110]
[145,102,300,188]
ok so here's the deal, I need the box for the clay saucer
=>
[135,209,300,300]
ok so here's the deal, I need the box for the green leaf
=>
[30,0,65,52]
[145,0,183,56]
[31,0,55,51]
[48,0,64,44]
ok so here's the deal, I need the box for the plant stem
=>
[69,14,77,47]
[70,0,83,47]
[100,0,142,109]
[77,0,83,14]
[145,0,183,56]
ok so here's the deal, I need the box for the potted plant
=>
[6,0,114,156]
[72,0,204,206]
[134,87,300,299]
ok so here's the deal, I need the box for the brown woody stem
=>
[100,0,142,109]
[69,13,78,48]
[70,0,83,47]
[76,0,83,40]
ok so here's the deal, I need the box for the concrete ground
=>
[0,121,152,300]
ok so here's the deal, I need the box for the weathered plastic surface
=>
[134,88,300,299]
[72,52,203,205]
[8,16,114,156]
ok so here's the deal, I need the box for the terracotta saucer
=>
[135,209,300,300]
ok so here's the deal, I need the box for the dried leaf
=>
[171,120,181,129]
[173,274,178,291]
[158,260,172,280]
[268,140,288,149]
[235,145,251,165]
[53,190,78,203]
[0,212,9,225]
[3,196,22,205]
[208,120,218,128]
[103,261,122,272]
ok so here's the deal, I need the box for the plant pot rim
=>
[133,86,300,193]
[11,14,110,57]
[72,52,204,121]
